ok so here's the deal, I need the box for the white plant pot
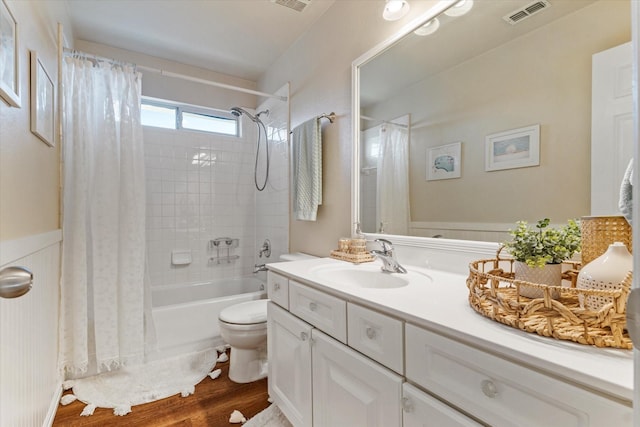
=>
[514,261,561,299]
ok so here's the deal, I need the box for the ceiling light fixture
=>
[444,0,474,17]
[414,18,440,36]
[383,0,410,21]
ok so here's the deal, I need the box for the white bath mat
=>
[244,404,293,427]
[60,348,219,416]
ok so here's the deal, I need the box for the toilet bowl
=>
[219,299,269,383]
[218,252,316,383]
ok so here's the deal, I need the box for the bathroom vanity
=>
[266,258,633,427]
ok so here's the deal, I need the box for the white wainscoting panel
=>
[0,231,62,427]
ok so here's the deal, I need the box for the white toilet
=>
[219,252,316,383]
[219,299,269,383]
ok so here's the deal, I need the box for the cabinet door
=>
[312,329,403,427]
[403,383,482,427]
[267,302,312,427]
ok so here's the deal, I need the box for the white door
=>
[402,383,482,427]
[591,42,633,215]
[311,329,403,427]
[267,302,313,427]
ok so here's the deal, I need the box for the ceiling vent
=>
[503,0,551,25]
[270,0,312,12]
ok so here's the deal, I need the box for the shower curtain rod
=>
[64,48,136,69]
[62,47,287,102]
[136,65,288,101]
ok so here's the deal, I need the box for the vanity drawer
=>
[289,281,347,343]
[403,383,482,427]
[267,271,289,309]
[347,303,403,374]
[405,324,632,427]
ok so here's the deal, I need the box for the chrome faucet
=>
[253,263,268,274]
[371,239,407,274]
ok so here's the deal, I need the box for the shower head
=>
[230,107,269,123]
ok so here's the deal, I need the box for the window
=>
[141,103,176,129]
[141,98,238,136]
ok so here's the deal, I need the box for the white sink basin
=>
[309,263,431,289]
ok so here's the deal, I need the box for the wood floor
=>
[53,352,270,427]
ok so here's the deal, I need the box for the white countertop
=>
[267,257,634,402]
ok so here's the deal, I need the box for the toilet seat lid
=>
[219,299,268,325]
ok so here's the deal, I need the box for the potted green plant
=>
[503,218,581,298]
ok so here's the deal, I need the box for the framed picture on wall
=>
[427,142,462,181]
[485,124,540,172]
[0,0,20,107]
[30,50,55,147]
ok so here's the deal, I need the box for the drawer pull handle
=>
[365,327,376,339]
[481,379,498,398]
[309,302,317,311]
[300,332,308,341]
[274,283,280,290]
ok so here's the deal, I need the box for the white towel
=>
[619,158,633,225]
[292,118,322,221]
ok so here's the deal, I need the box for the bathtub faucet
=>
[253,263,268,274]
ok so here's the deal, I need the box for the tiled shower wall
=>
[255,84,290,265]
[144,93,290,289]
[144,123,259,288]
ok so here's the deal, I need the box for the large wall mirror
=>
[353,0,632,243]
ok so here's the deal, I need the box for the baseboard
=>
[43,381,63,427]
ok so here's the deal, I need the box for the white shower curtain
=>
[377,123,410,235]
[59,56,147,374]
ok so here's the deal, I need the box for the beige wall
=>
[259,0,440,257]
[363,1,630,226]
[0,1,72,240]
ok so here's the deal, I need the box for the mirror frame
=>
[351,0,640,259]
[351,0,500,256]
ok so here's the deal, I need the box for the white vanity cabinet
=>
[267,272,404,427]
[267,267,632,427]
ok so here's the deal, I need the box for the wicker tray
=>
[330,250,375,264]
[467,255,632,349]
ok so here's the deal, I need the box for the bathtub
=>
[150,276,266,359]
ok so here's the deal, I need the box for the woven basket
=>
[581,216,631,265]
[467,251,632,349]
[329,250,375,264]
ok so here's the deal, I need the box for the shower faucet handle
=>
[259,239,271,258]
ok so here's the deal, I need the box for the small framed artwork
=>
[30,51,55,147]
[0,0,20,107]
[427,141,462,181]
[485,124,540,172]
